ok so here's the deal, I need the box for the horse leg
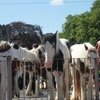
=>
[14,71,21,97]
[71,66,81,100]
[43,80,47,89]
[64,60,70,100]
[32,75,35,94]
[35,75,40,95]
[71,67,77,100]
[47,71,55,100]
[25,71,33,95]
[53,71,64,100]
[76,71,81,100]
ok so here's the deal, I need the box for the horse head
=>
[0,41,11,52]
[42,32,58,68]
[84,43,99,70]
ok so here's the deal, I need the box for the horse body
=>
[71,42,98,100]
[43,32,71,100]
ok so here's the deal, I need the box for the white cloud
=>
[50,0,64,6]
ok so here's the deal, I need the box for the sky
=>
[0,0,95,33]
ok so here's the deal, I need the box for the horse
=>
[13,44,46,96]
[42,32,72,100]
[0,41,45,97]
[25,44,46,96]
[70,42,99,100]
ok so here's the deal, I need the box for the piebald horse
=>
[42,32,72,100]
[71,42,99,100]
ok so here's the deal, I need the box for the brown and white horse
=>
[71,42,99,100]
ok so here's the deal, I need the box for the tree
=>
[59,0,100,45]
[9,21,43,49]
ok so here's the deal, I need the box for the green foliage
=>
[59,0,100,45]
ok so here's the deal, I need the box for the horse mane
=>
[20,47,34,61]
[56,32,59,53]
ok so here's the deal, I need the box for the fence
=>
[0,56,12,100]
[0,56,100,100]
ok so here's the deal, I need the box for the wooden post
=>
[95,59,99,100]
[0,59,1,99]
[0,57,6,100]
[6,56,12,100]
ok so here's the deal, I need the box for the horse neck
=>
[56,39,66,60]
[56,37,61,53]
[31,50,41,64]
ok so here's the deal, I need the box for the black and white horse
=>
[42,32,72,100]
[70,42,99,100]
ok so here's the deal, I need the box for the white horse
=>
[70,42,99,100]
[42,32,71,100]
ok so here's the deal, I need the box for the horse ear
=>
[54,31,59,52]
[55,30,58,34]
[54,31,58,39]
[54,31,59,39]
[84,44,88,50]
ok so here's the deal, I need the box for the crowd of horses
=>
[0,32,100,100]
